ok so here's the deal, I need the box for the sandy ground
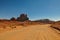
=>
[0,24,60,40]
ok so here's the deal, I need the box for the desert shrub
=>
[9,25,16,29]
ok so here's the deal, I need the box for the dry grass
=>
[0,20,44,33]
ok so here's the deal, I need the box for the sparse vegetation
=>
[0,13,60,33]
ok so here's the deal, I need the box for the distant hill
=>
[32,19,55,24]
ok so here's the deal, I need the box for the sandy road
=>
[0,24,60,40]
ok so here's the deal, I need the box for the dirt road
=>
[0,24,60,40]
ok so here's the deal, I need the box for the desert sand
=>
[0,24,60,40]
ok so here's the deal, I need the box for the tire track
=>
[0,24,60,40]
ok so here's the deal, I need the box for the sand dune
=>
[0,24,60,40]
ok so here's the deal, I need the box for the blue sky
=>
[0,0,60,21]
